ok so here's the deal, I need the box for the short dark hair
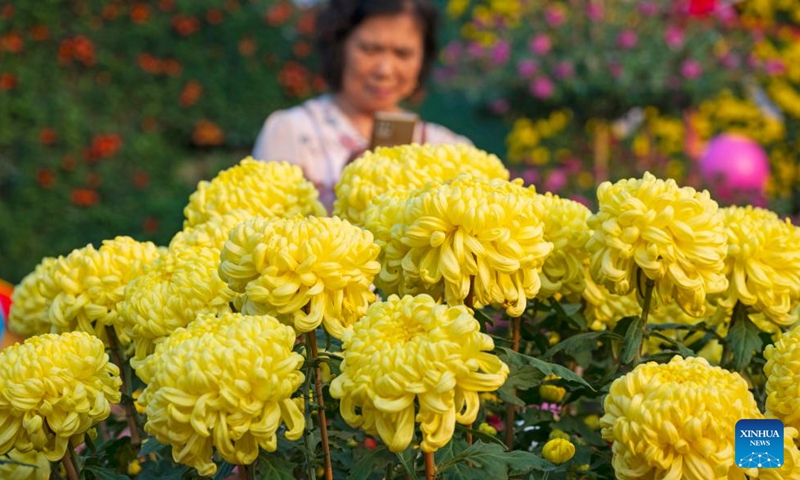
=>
[314,0,440,94]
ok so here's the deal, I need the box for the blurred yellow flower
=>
[8,258,56,337]
[0,449,50,480]
[366,175,552,317]
[334,144,509,226]
[138,312,305,476]
[532,193,592,299]
[764,326,800,436]
[601,355,799,480]
[119,245,236,367]
[183,157,325,228]
[40,237,161,344]
[0,332,121,461]
[127,459,142,476]
[218,215,380,338]
[542,438,575,465]
[716,206,800,328]
[478,422,498,436]
[330,295,509,452]
[586,173,727,316]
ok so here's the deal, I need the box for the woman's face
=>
[340,12,424,114]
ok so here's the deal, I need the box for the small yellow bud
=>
[542,438,575,465]
[478,422,498,436]
[539,384,566,403]
[546,331,561,346]
[583,414,601,431]
[317,467,325,478]
[549,429,570,440]
[320,362,333,383]
[127,459,142,476]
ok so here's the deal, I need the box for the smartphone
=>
[369,111,419,149]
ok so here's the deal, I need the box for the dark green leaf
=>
[395,448,419,480]
[83,465,130,480]
[550,300,587,330]
[647,331,695,358]
[455,424,507,448]
[498,347,594,391]
[727,311,763,371]
[347,445,393,480]
[257,451,296,480]
[542,331,619,361]
[138,437,168,457]
[438,441,557,479]
[620,316,644,365]
[213,461,236,480]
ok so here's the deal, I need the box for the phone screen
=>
[369,111,418,149]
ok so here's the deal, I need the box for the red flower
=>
[58,36,96,66]
[206,8,223,25]
[192,120,224,146]
[172,15,200,36]
[36,169,55,189]
[278,61,311,97]
[70,189,99,207]
[102,4,120,20]
[1,32,23,53]
[0,73,17,90]
[85,134,123,161]
[163,59,182,77]
[265,3,292,26]
[158,0,175,12]
[238,37,256,57]
[39,127,58,146]
[296,12,315,35]
[293,41,310,58]
[179,80,203,107]
[130,4,150,24]
[30,25,50,41]
[688,0,716,16]
[137,53,161,74]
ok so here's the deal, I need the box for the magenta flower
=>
[545,169,567,192]
[765,59,786,76]
[530,76,555,99]
[665,25,684,49]
[517,59,539,77]
[529,33,552,55]
[617,30,638,49]
[554,60,575,80]
[467,41,484,58]
[681,58,702,79]
[442,41,463,65]
[491,39,510,66]
[544,6,565,27]
[586,2,603,20]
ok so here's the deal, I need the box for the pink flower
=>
[720,53,740,69]
[530,76,555,99]
[714,2,738,25]
[491,39,510,65]
[529,33,551,55]
[665,25,684,49]
[544,6,565,27]
[586,2,603,20]
[617,30,638,49]
[521,169,539,185]
[467,41,484,58]
[554,60,575,80]
[681,58,702,79]
[442,41,463,65]
[765,59,786,76]
[517,59,539,77]
[486,414,505,432]
[545,169,567,192]
[569,194,591,208]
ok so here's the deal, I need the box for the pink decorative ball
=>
[698,134,770,205]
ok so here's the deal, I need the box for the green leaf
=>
[620,316,644,365]
[137,437,168,457]
[257,451,296,480]
[437,441,557,479]
[83,465,130,480]
[727,310,763,372]
[550,300,587,330]
[542,331,619,361]
[647,331,695,358]
[455,424,507,448]
[213,461,236,480]
[395,448,419,480]
[347,445,393,480]
[498,347,594,391]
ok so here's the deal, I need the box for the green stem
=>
[308,332,334,480]
[722,301,746,366]
[301,351,316,480]
[105,326,141,447]
[640,278,655,325]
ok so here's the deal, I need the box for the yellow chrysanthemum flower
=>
[542,438,575,465]
[218,215,380,338]
[366,175,552,317]
[532,193,592,299]
[8,258,57,337]
[0,449,50,480]
[764,326,800,435]
[601,355,800,480]
[334,144,509,226]
[330,295,509,453]
[0,332,121,461]
[587,172,728,317]
[39,237,161,344]
[169,208,253,252]
[118,245,236,366]
[716,206,800,327]
[138,312,305,476]
[183,157,325,228]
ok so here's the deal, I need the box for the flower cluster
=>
[183,158,325,228]
[118,244,236,366]
[138,312,305,476]
[764,326,800,435]
[532,193,592,299]
[0,449,50,480]
[716,206,800,328]
[169,208,252,252]
[334,144,509,226]
[587,172,728,316]
[330,295,509,452]
[219,215,380,338]
[8,257,56,337]
[366,175,552,317]
[601,355,800,480]
[39,236,161,344]
[0,332,121,461]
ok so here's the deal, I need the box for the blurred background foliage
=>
[3,0,800,283]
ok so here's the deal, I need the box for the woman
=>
[252,0,471,211]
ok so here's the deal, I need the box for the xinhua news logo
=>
[735,419,784,469]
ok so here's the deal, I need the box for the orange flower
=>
[102,4,119,20]
[278,61,310,97]
[158,0,174,12]
[179,80,203,107]
[293,41,310,58]
[266,3,292,26]
[137,53,161,74]
[0,73,17,90]
[70,189,99,207]
[297,12,315,35]
[58,36,95,66]
[1,32,23,53]
[30,25,50,41]
[238,38,256,57]
[36,169,55,189]
[130,4,150,24]
[192,120,224,146]
[206,8,223,24]
[163,59,182,77]
[172,15,200,36]
[85,134,123,161]
[39,128,56,145]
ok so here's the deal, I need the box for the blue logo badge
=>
[736,419,784,469]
